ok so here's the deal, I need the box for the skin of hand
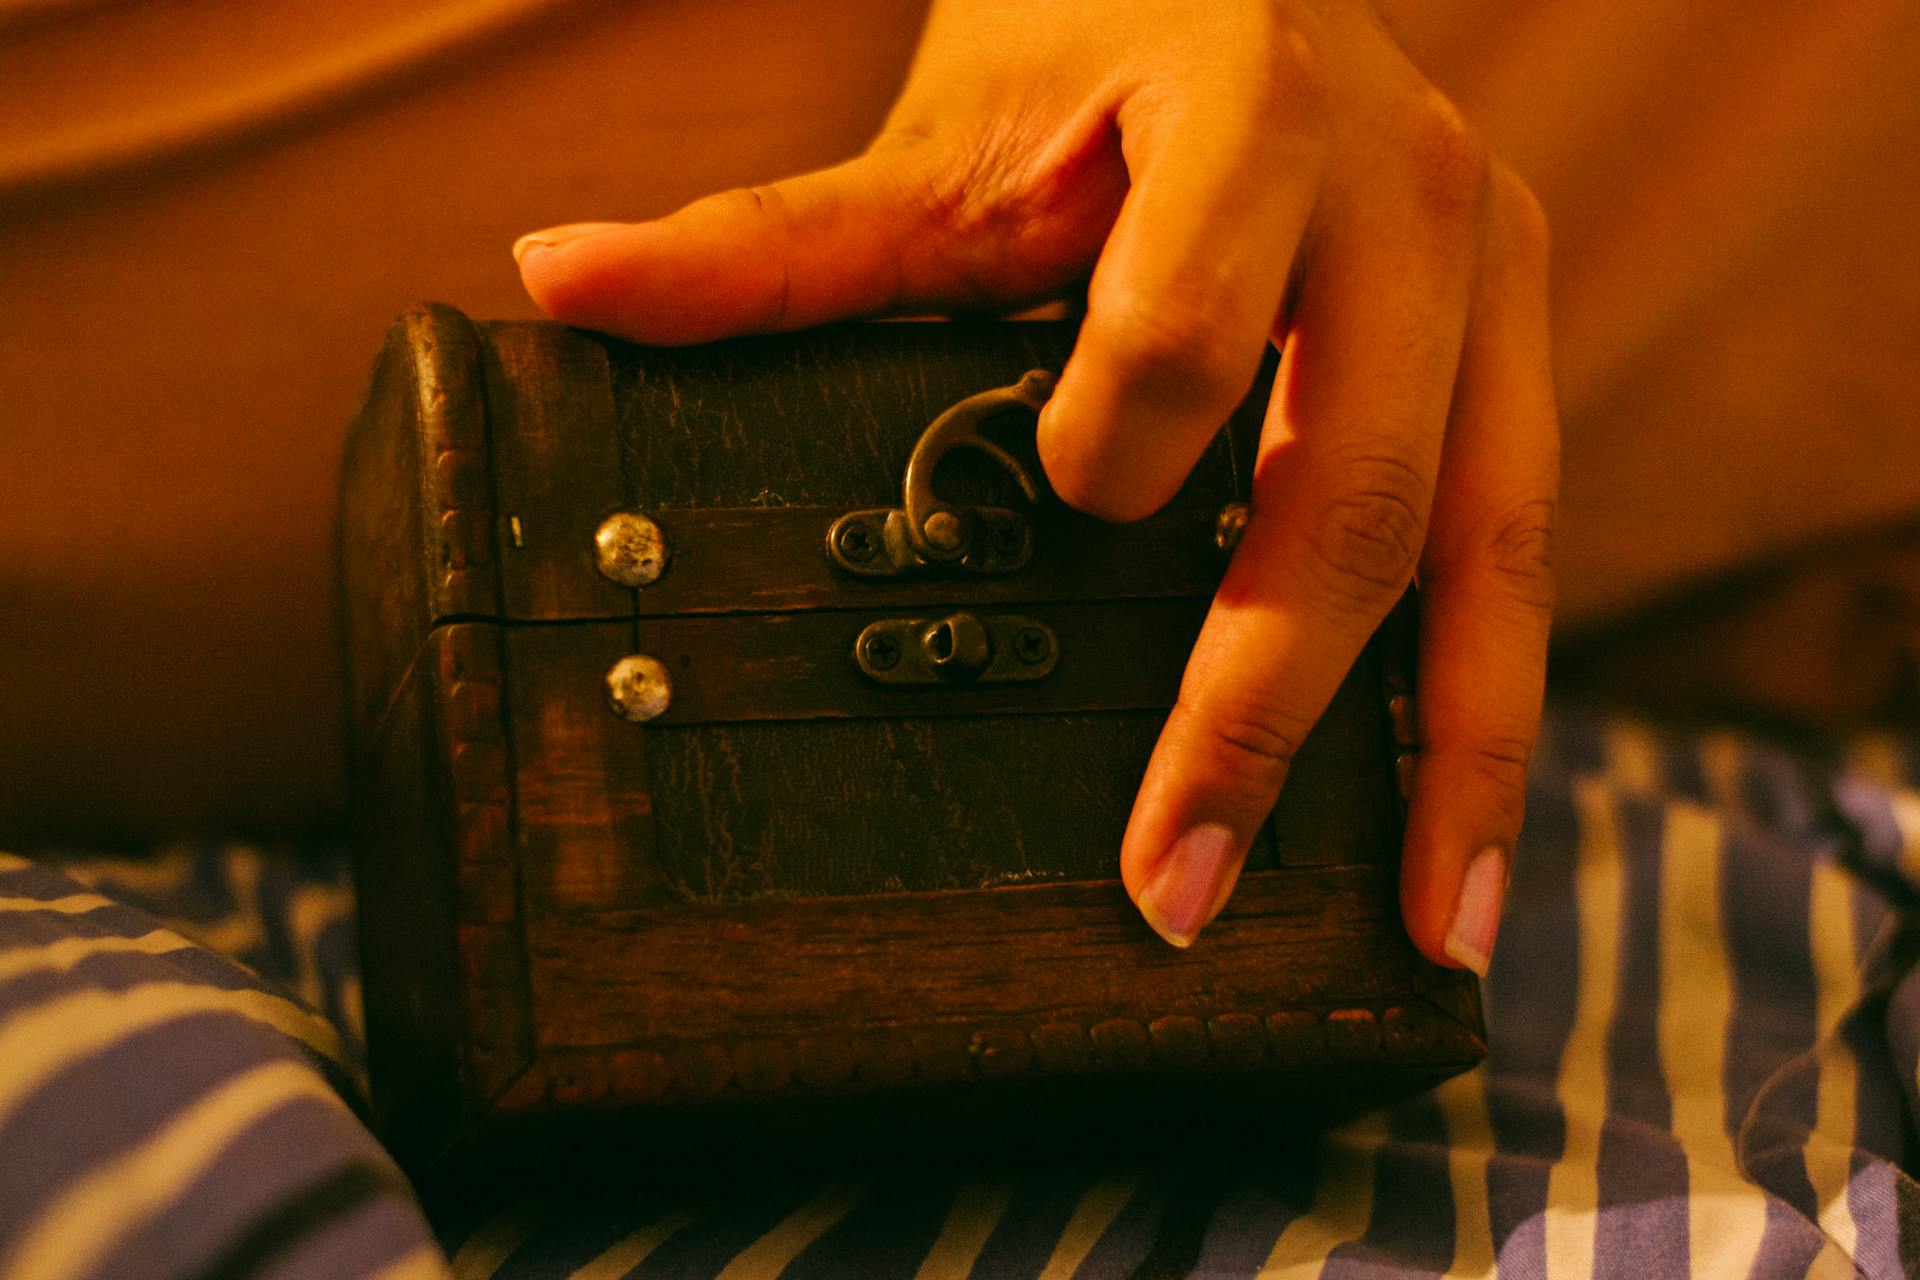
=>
[513,0,1558,974]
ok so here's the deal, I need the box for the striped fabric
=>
[6,704,1920,1278]
[0,849,443,1280]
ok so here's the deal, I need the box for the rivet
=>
[606,654,672,723]
[1215,502,1250,553]
[922,510,965,552]
[594,512,668,588]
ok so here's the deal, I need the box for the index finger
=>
[1035,61,1327,523]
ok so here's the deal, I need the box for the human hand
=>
[513,0,1557,972]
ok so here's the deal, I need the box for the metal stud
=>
[1215,502,1249,553]
[921,510,966,553]
[594,512,668,588]
[606,654,672,723]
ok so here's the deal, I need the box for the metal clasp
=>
[827,370,1055,578]
[855,612,1058,686]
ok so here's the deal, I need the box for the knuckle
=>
[1490,165,1553,280]
[869,111,940,152]
[1186,696,1314,810]
[717,183,786,227]
[1301,455,1430,610]
[1460,731,1536,797]
[1400,94,1492,226]
[1247,7,1332,127]
[1084,292,1255,413]
[1486,499,1557,611]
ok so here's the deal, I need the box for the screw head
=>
[990,521,1027,557]
[594,512,668,588]
[605,654,673,723]
[862,631,901,671]
[835,521,878,563]
[922,510,966,552]
[1013,626,1051,664]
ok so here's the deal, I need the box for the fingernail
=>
[1444,845,1509,976]
[1136,823,1240,948]
[511,221,626,263]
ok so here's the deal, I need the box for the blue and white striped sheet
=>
[44,839,367,1059]
[0,849,442,1280]
[4,704,1919,1279]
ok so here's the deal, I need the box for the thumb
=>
[513,152,950,345]
[518,148,1052,345]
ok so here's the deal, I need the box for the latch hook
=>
[900,369,1052,563]
[827,369,1056,578]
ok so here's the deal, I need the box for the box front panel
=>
[466,317,1467,1131]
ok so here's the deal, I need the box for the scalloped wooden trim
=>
[407,304,497,620]
[440,623,533,1106]
[495,996,1483,1111]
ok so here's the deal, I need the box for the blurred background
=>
[2,0,1916,840]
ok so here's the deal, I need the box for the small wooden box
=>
[338,305,1481,1182]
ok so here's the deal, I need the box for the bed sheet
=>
[6,703,1920,1279]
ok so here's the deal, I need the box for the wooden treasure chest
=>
[338,304,1483,1184]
